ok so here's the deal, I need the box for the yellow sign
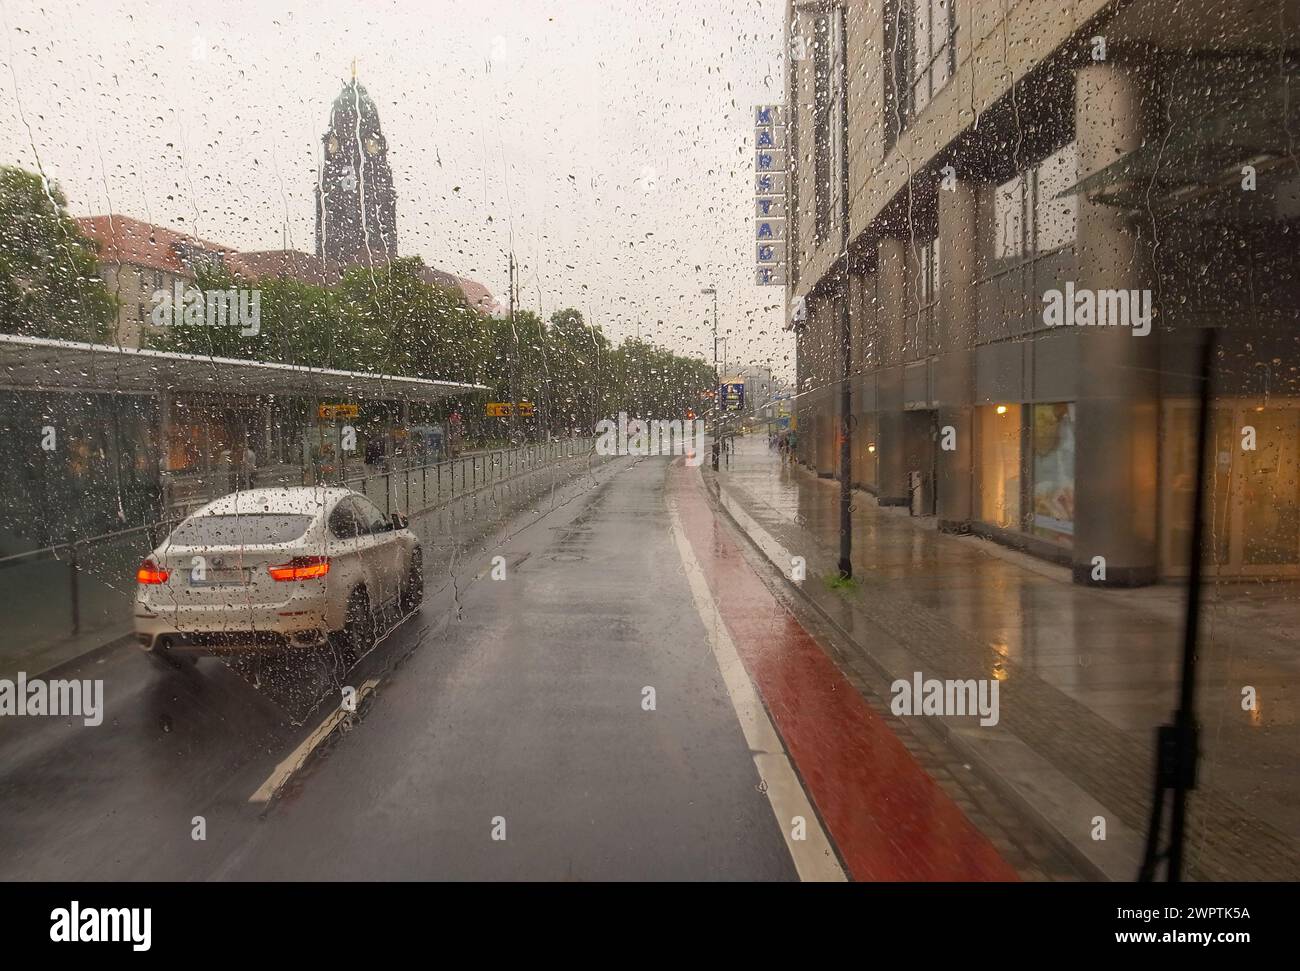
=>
[318,403,359,420]
[486,401,536,418]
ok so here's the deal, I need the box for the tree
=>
[0,166,116,342]
[155,255,488,386]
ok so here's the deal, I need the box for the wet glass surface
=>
[0,0,1296,893]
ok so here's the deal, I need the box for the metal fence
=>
[0,437,596,663]
[343,437,596,520]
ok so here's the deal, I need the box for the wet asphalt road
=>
[0,455,798,881]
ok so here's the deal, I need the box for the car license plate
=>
[190,568,251,586]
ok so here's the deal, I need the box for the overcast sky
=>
[0,0,793,379]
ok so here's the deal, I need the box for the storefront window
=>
[977,404,1021,529]
[856,413,878,489]
[1031,402,1075,544]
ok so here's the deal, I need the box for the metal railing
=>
[0,437,596,655]
[342,437,596,520]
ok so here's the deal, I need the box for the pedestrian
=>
[216,446,233,495]
[241,444,257,490]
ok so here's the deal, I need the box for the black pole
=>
[835,1,853,579]
[508,253,519,444]
[712,290,721,472]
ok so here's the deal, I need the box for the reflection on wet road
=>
[0,453,1038,881]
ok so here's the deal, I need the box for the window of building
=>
[994,174,1026,261]
[1034,142,1079,254]
[978,141,1078,342]
[812,9,834,243]
[1031,402,1076,544]
[907,236,939,358]
[990,141,1077,264]
[976,403,1021,530]
[921,234,940,303]
[911,0,955,116]
[884,0,957,149]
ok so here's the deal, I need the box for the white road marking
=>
[248,678,379,804]
[667,497,846,882]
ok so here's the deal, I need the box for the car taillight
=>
[268,556,331,581]
[136,559,170,584]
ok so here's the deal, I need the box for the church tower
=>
[314,76,398,267]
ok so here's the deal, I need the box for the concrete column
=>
[849,268,872,490]
[875,237,909,503]
[823,286,846,479]
[807,296,832,476]
[1073,62,1159,586]
[793,313,804,459]
[935,179,978,530]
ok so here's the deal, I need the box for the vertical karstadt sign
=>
[754,105,787,286]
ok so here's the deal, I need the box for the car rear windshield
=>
[168,514,314,547]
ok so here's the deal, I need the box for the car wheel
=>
[400,548,424,615]
[333,587,375,665]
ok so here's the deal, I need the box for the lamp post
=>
[834,0,852,579]
[702,286,720,471]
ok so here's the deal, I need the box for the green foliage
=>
[824,571,859,592]
[0,165,711,432]
[0,166,116,342]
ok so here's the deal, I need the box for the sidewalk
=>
[709,435,1300,881]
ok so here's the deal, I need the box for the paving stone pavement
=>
[724,530,1090,881]
[710,435,1300,882]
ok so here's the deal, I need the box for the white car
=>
[134,487,422,659]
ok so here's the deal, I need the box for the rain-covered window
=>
[0,0,1297,912]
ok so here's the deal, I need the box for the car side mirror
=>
[391,513,408,531]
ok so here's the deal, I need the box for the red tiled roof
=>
[227,250,345,287]
[75,215,234,277]
[414,265,497,315]
[77,214,497,314]
[454,276,499,315]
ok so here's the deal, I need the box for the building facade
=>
[76,215,234,349]
[786,0,1300,584]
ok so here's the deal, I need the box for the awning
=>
[1058,78,1300,216]
[0,334,489,403]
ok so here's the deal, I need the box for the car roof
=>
[194,486,353,517]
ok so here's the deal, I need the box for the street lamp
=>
[830,1,853,578]
[701,287,721,471]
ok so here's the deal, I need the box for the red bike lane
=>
[671,459,1019,881]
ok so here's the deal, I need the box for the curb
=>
[31,633,135,681]
[702,467,1131,882]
